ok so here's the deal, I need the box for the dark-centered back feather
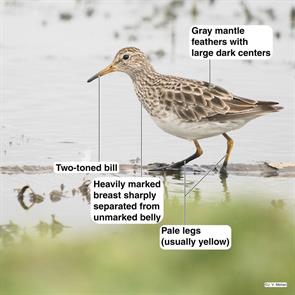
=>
[159,76,283,122]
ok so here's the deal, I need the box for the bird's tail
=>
[232,96,283,114]
[256,100,283,113]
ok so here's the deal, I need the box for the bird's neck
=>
[129,65,159,85]
[130,66,164,117]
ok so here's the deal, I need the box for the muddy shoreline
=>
[1,162,295,177]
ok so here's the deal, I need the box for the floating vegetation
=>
[85,7,95,18]
[48,184,67,202]
[152,5,160,18]
[78,180,91,203]
[274,31,281,39]
[169,0,184,9]
[142,16,152,22]
[49,190,64,202]
[128,34,138,42]
[113,31,120,39]
[190,1,199,19]
[3,0,22,7]
[0,165,53,174]
[240,1,255,23]
[59,12,73,21]
[123,24,137,31]
[163,7,177,23]
[17,185,44,210]
[291,7,295,29]
[129,157,141,165]
[155,0,184,28]
[154,49,166,59]
[264,8,276,20]
[104,12,111,19]
[15,180,93,210]
[41,20,48,27]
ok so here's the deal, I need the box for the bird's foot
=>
[219,165,228,179]
[148,165,179,172]
[168,161,185,169]
[147,162,183,172]
[147,163,169,172]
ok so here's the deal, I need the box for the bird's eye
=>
[123,54,129,60]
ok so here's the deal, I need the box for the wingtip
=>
[274,105,284,111]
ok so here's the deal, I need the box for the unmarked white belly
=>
[153,114,248,140]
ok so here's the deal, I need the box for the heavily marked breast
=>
[133,84,168,118]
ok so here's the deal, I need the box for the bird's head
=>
[87,47,154,82]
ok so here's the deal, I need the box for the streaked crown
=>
[111,47,154,77]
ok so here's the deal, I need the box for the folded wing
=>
[160,80,282,122]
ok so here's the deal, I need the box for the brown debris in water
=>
[17,186,44,210]
[78,180,91,203]
[16,179,93,210]
[49,190,64,202]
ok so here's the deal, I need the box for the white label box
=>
[160,225,231,250]
[54,162,119,174]
[190,25,273,60]
[91,177,164,224]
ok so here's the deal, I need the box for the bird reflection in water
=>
[35,215,70,238]
[148,165,231,202]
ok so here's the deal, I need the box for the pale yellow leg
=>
[170,140,203,168]
[222,133,234,170]
[193,140,203,158]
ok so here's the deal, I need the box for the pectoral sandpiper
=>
[87,47,282,174]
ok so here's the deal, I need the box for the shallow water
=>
[1,1,295,237]
[0,168,294,239]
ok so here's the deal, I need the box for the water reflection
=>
[35,215,71,238]
[219,174,231,203]
[0,215,70,247]
[5,169,292,244]
[149,167,231,202]
[271,199,285,209]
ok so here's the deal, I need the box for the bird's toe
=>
[219,166,228,178]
